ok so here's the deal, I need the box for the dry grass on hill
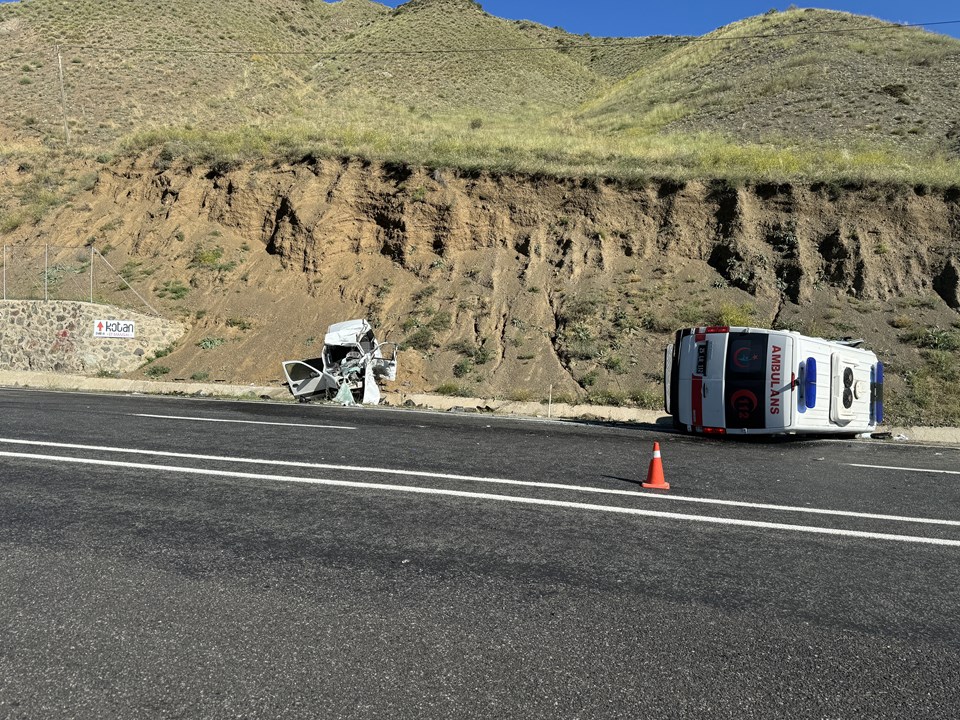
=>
[583,9,960,157]
[1,1,959,185]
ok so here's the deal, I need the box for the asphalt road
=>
[1,388,959,719]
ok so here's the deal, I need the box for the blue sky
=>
[380,1,960,39]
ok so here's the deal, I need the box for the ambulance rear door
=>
[678,328,729,429]
[723,331,795,431]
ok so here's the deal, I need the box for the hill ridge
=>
[1,0,959,178]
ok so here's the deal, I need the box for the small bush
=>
[903,327,960,351]
[922,350,960,383]
[197,336,226,350]
[435,382,470,396]
[473,343,492,365]
[710,302,757,328]
[639,314,675,333]
[613,308,639,331]
[453,358,473,377]
[448,340,477,355]
[190,244,235,272]
[144,365,170,379]
[586,390,629,406]
[226,317,253,330]
[119,260,143,282]
[157,280,189,300]
[567,339,599,360]
[889,314,913,329]
[0,213,24,234]
[190,371,210,381]
[413,285,437,302]
[630,387,664,409]
[603,355,626,373]
[561,295,600,324]
[428,311,452,331]
[405,327,435,350]
[506,389,533,402]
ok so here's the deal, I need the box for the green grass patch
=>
[120,113,960,188]
[152,344,176,360]
[144,365,171,379]
[156,280,189,300]
[196,336,226,349]
[711,302,758,328]
[404,327,435,351]
[0,212,24,234]
[190,244,237,272]
[902,327,960,352]
[435,382,471,397]
[453,358,473,377]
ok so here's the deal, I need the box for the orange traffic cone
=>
[642,442,670,490]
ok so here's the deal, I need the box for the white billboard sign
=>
[93,319,136,338]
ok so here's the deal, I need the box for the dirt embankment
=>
[5,155,960,422]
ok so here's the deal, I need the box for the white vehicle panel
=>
[664,326,882,436]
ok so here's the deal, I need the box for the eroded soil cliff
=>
[3,154,960,423]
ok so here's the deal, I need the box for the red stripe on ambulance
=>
[692,376,703,426]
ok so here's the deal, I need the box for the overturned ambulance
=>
[282,319,397,405]
[664,326,883,436]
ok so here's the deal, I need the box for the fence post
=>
[56,44,70,147]
[44,244,49,301]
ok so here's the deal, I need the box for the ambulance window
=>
[724,333,768,429]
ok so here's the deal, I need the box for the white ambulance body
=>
[664,326,884,436]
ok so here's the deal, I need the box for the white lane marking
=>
[2,450,959,547]
[130,413,355,430]
[848,464,960,476]
[0,437,958,528]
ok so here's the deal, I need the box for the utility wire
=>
[54,18,960,58]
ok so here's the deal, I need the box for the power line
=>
[53,18,960,58]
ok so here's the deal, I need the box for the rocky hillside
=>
[2,152,958,424]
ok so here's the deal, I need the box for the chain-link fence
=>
[1,245,159,316]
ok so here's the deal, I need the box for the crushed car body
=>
[282,319,397,405]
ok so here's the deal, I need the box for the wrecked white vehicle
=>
[282,319,397,405]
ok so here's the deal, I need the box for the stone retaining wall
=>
[0,300,185,374]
